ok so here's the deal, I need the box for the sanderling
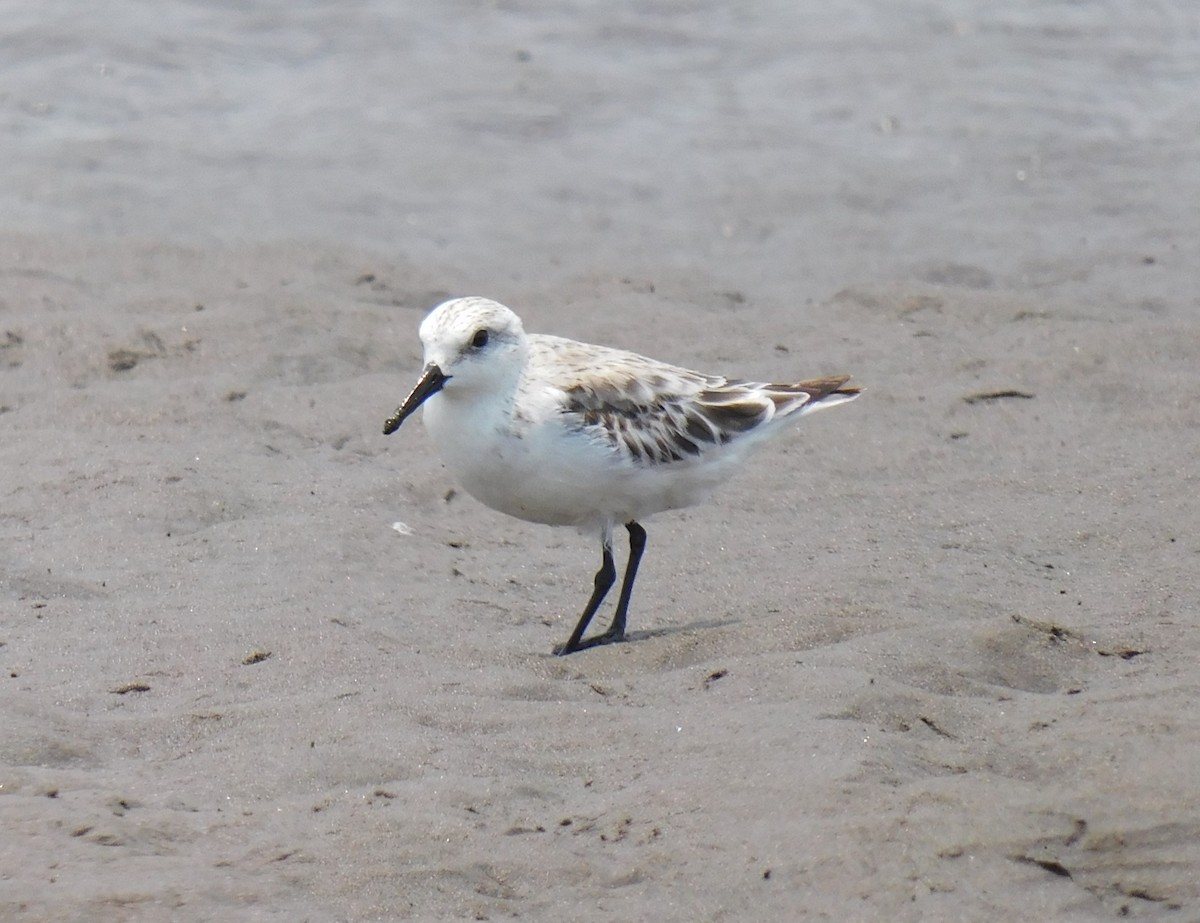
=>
[384,297,860,655]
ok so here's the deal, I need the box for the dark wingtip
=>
[791,375,861,403]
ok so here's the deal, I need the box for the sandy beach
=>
[3,3,1200,920]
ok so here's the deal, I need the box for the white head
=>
[383,297,527,434]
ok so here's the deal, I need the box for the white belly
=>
[421,394,735,531]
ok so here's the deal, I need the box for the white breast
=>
[420,387,735,532]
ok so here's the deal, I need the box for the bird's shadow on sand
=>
[624,617,740,644]
[537,616,741,659]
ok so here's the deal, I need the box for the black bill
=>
[383,363,448,435]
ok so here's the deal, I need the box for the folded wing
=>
[561,372,860,466]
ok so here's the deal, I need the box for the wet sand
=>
[3,3,1200,920]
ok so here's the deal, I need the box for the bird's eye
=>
[470,329,489,349]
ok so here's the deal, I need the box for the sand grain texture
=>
[3,3,1200,921]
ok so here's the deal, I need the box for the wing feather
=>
[536,336,859,468]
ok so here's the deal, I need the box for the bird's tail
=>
[771,375,862,417]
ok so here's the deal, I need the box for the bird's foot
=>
[553,628,627,656]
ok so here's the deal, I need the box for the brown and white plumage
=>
[383,297,860,653]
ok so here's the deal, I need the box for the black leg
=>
[600,521,646,644]
[556,538,616,655]
[555,521,646,655]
